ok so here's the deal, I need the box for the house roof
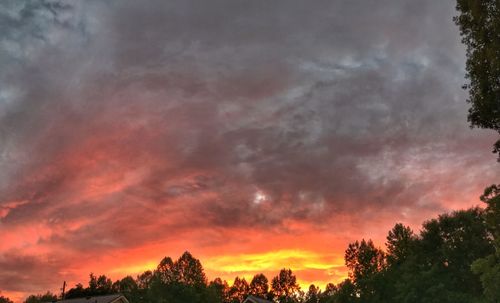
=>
[54,294,128,303]
[243,295,273,303]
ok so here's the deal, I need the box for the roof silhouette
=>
[53,294,128,303]
[243,295,273,303]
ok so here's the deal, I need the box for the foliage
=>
[452,3,500,299]
[173,251,207,287]
[65,274,114,299]
[344,239,385,301]
[471,254,500,303]
[24,292,57,303]
[323,201,496,303]
[471,185,500,302]
[249,273,269,299]
[454,0,500,160]
[208,278,230,303]
[386,223,415,266]
[146,252,209,303]
[228,277,249,303]
[271,269,301,303]
[304,284,320,303]
[0,296,13,303]
[393,208,493,303]
[112,276,139,302]
[65,283,86,299]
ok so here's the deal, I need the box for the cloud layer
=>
[0,0,498,301]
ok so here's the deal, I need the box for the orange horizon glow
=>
[0,182,491,303]
[1,249,348,303]
[0,158,492,303]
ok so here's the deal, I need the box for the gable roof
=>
[55,294,128,303]
[243,295,273,303]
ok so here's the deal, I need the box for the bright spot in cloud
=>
[253,191,267,204]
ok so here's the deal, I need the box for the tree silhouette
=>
[147,252,210,303]
[344,239,385,300]
[229,277,249,303]
[0,296,13,303]
[96,275,113,295]
[156,257,176,284]
[24,292,57,303]
[249,273,269,299]
[64,273,115,299]
[454,0,500,160]
[471,185,500,302]
[392,208,493,303]
[334,280,356,303]
[174,251,207,287]
[318,283,337,303]
[480,184,500,240]
[304,285,320,303]
[112,276,138,302]
[208,278,230,303]
[137,270,154,290]
[271,269,300,303]
[65,283,86,299]
[386,223,415,266]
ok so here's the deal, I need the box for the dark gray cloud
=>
[0,0,498,297]
[0,251,70,292]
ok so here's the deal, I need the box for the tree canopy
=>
[271,269,301,303]
[0,296,13,303]
[24,292,57,303]
[454,0,500,159]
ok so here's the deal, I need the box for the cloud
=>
[0,0,498,300]
[0,251,69,293]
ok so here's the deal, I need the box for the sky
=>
[0,0,499,301]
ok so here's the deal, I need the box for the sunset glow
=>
[0,1,498,302]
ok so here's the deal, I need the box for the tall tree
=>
[304,284,320,303]
[395,208,493,303]
[147,252,211,303]
[96,275,113,295]
[174,251,207,287]
[334,280,357,303]
[0,296,13,303]
[344,239,385,300]
[454,0,500,160]
[112,276,139,302]
[249,273,269,299]
[65,283,86,299]
[229,277,249,303]
[318,283,337,303]
[345,240,385,282]
[65,274,115,299]
[208,278,230,303]
[88,273,98,293]
[271,269,300,303]
[156,257,176,284]
[386,223,415,266]
[480,184,500,241]
[137,270,154,290]
[471,185,500,302]
[24,292,58,303]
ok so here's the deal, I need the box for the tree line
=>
[9,184,498,303]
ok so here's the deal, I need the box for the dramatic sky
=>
[0,0,498,301]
